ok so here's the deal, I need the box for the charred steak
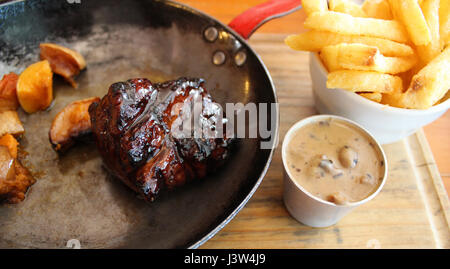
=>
[88,78,232,201]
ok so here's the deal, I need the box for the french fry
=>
[397,67,418,90]
[302,0,328,16]
[285,0,449,108]
[321,43,417,74]
[417,0,441,64]
[320,45,341,71]
[285,30,414,57]
[440,0,450,47]
[387,0,401,22]
[389,0,431,46]
[304,11,409,43]
[435,90,450,105]
[400,46,450,109]
[326,70,403,93]
[358,92,383,103]
[329,0,367,17]
[362,0,393,20]
[381,71,406,108]
[381,88,404,107]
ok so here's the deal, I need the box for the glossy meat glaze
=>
[89,78,233,201]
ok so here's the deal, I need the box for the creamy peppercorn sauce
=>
[286,118,384,205]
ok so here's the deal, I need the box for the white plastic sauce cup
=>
[282,115,388,227]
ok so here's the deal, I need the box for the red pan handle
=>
[228,0,302,40]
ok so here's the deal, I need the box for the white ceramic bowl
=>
[309,53,450,144]
[282,115,388,227]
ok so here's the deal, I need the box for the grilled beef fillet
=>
[88,78,232,201]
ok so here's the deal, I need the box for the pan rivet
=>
[204,26,219,42]
[234,51,247,66]
[213,51,226,65]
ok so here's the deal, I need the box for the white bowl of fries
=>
[286,0,450,144]
[309,52,450,144]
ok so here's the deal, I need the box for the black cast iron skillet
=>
[0,0,300,248]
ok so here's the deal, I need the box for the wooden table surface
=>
[177,0,450,198]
